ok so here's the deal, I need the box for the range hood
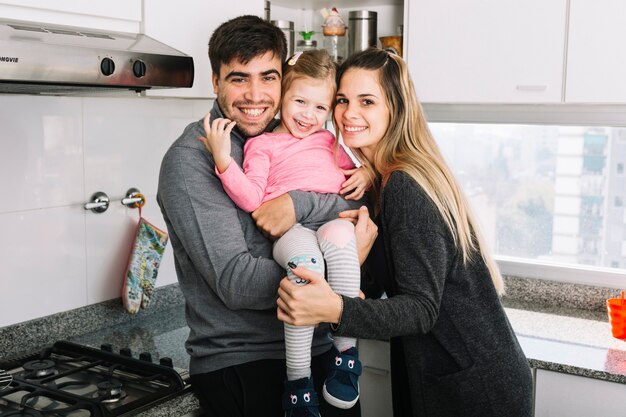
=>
[0,19,194,95]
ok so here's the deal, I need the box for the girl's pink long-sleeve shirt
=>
[217,130,355,213]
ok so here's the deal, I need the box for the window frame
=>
[423,103,626,289]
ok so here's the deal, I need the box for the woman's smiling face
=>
[334,68,390,162]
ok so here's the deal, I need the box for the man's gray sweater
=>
[157,102,361,375]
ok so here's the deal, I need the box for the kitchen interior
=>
[1,0,626,416]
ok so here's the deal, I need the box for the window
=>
[429,121,626,286]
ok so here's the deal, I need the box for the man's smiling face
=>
[212,51,282,138]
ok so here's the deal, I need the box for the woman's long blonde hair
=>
[336,49,504,295]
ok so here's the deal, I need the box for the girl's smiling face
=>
[334,68,390,162]
[277,76,334,139]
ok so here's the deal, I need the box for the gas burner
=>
[2,341,188,416]
[95,379,126,403]
[22,359,58,379]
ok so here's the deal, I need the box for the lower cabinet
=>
[534,369,626,416]
[358,339,393,417]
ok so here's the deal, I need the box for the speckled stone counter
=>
[3,279,626,415]
[504,301,626,384]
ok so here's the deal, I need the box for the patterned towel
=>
[122,217,168,314]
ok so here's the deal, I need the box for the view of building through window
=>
[431,123,626,272]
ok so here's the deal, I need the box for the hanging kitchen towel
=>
[122,200,169,314]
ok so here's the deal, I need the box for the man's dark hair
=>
[209,15,287,76]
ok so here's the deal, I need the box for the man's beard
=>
[217,96,276,138]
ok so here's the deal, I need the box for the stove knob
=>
[133,60,147,78]
[120,347,132,357]
[139,352,152,362]
[100,343,113,352]
[159,357,173,368]
[100,57,115,76]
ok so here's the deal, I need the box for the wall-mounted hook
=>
[121,188,145,208]
[84,192,110,213]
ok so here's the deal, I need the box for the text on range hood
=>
[0,19,194,95]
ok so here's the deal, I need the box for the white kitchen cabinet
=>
[0,0,141,32]
[534,369,626,417]
[565,0,626,103]
[143,1,264,98]
[405,0,567,103]
[358,339,393,417]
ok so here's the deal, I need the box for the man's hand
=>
[252,193,296,240]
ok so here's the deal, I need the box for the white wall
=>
[0,94,213,327]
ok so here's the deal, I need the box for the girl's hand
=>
[340,167,370,200]
[339,206,378,264]
[198,116,236,173]
[277,266,343,326]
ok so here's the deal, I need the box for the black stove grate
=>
[0,341,187,417]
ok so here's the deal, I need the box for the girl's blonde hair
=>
[336,49,504,295]
[281,49,337,99]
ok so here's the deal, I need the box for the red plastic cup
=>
[607,297,626,339]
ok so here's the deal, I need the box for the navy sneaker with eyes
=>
[282,376,321,417]
[323,346,362,409]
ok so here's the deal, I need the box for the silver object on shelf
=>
[271,19,295,57]
[348,11,378,56]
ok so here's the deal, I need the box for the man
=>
[157,15,362,417]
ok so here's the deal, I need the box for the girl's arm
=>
[198,117,236,173]
[198,117,272,213]
[340,166,370,201]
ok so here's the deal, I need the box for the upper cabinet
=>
[565,0,626,103]
[143,1,264,98]
[0,0,141,32]
[405,0,568,104]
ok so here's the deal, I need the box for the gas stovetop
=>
[0,341,191,416]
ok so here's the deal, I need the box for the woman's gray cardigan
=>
[336,171,533,417]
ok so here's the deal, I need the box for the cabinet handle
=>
[363,365,390,376]
[516,85,547,92]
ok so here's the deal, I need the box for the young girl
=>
[199,49,369,417]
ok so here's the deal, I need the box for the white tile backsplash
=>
[0,96,84,213]
[0,94,209,326]
[0,206,87,327]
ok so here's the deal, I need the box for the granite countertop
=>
[66,304,200,417]
[3,282,626,415]
[504,300,626,384]
[67,298,626,388]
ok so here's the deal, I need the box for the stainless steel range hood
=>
[0,19,194,95]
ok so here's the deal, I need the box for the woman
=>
[276,48,534,417]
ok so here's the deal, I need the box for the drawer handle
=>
[516,85,547,92]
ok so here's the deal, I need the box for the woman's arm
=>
[337,172,456,339]
[277,172,456,340]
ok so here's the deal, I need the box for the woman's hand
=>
[277,266,343,326]
[339,206,378,264]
